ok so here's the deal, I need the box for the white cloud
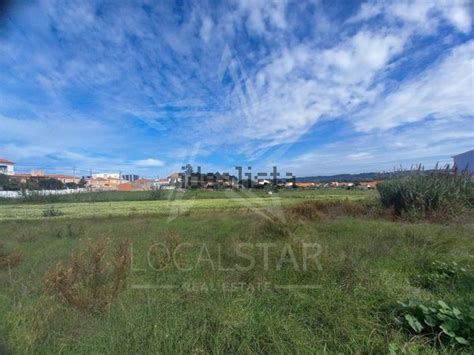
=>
[1,0,472,176]
[354,41,474,132]
[134,158,165,167]
[200,16,213,43]
[347,152,373,161]
[212,28,409,151]
[236,0,288,35]
[350,0,472,34]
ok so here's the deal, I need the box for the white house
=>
[452,149,474,173]
[0,158,15,175]
[92,172,121,179]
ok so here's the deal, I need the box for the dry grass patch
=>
[0,242,23,269]
[43,237,131,313]
[287,200,377,221]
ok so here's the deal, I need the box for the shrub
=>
[42,206,63,217]
[43,238,131,313]
[0,242,23,269]
[377,169,473,217]
[415,261,468,290]
[393,300,473,348]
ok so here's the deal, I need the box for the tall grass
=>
[1,210,474,352]
[377,167,473,217]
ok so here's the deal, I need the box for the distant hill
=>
[296,172,402,183]
[296,169,454,183]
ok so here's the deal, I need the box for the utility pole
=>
[89,169,92,191]
[73,166,76,183]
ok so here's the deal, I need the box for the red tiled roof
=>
[0,158,14,164]
[134,178,153,183]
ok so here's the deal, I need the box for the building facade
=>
[453,150,474,173]
[0,158,15,175]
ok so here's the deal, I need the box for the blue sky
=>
[0,0,473,178]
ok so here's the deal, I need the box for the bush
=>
[43,238,131,313]
[42,206,63,217]
[38,178,64,190]
[377,169,473,217]
[393,300,473,348]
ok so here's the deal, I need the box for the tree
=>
[182,164,193,188]
[78,177,87,188]
[0,174,9,190]
[26,178,40,190]
[66,182,78,189]
[38,178,64,190]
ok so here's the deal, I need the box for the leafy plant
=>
[416,261,468,289]
[394,299,474,347]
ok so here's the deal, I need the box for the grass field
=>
[0,189,372,220]
[0,189,472,353]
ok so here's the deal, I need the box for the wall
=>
[0,188,88,199]
[0,164,14,175]
[453,150,474,173]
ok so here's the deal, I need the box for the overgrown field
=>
[0,190,473,353]
[0,189,372,220]
[0,188,370,205]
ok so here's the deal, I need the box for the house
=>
[0,158,15,175]
[255,179,271,187]
[10,173,31,183]
[157,178,169,186]
[122,174,140,182]
[168,172,183,185]
[47,174,80,184]
[452,150,474,173]
[92,172,121,179]
[131,178,154,191]
[88,177,121,190]
[359,181,376,189]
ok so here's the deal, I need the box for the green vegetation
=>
[377,172,474,217]
[0,188,372,205]
[0,190,372,221]
[394,300,473,347]
[41,205,63,218]
[0,189,472,353]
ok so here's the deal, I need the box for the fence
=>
[0,188,88,199]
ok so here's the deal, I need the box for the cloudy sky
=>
[0,0,473,178]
